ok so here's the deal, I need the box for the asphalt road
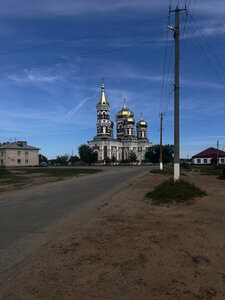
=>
[0,166,153,282]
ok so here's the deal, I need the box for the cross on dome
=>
[123,97,127,109]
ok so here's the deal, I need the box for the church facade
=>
[88,81,151,162]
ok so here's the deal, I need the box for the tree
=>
[111,155,116,164]
[69,155,80,164]
[39,154,48,164]
[145,144,174,163]
[129,151,137,163]
[78,144,98,164]
[55,154,69,165]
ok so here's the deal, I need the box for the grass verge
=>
[146,179,207,205]
[194,165,225,178]
[0,168,102,191]
[150,167,187,176]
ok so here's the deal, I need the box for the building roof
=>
[192,147,225,159]
[0,141,40,150]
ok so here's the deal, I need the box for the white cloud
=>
[7,69,63,84]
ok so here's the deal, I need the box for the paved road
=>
[0,166,153,282]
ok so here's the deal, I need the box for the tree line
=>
[39,144,174,165]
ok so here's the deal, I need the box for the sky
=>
[0,0,224,159]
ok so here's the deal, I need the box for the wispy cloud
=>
[6,69,63,84]
[65,97,90,118]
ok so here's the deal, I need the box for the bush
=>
[69,155,80,164]
[146,179,207,205]
[111,155,116,163]
[180,162,192,171]
[120,159,130,164]
[105,157,111,164]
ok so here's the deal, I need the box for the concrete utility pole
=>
[168,5,188,181]
[160,113,163,170]
[217,141,219,165]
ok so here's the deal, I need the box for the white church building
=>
[88,80,151,162]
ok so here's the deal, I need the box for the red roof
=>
[192,147,225,159]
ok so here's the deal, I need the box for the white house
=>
[192,147,225,165]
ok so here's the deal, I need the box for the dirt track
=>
[1,171,225,299]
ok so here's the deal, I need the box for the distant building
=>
[88,80,151,162]
[0,141,40,167]
[192,147,225,165]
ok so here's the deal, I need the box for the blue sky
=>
[0,0,224,158]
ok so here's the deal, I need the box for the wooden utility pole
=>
[217,141,219,166]
[160,113,163,170]
[168,5,188,181]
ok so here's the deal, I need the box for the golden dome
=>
[127,117,135,123]
[137,113,147,126]
[116,98,134,118]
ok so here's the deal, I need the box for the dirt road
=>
[0,169,225,299]
[0,166,151,284]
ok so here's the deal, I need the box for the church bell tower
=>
[96,79,114,138]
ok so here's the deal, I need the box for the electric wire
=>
[1,30,167,73]
[188,25,225,86]
[189,13,225,75]
[0,16,166,56]
[158,19,170,114]
[158,0,173,116]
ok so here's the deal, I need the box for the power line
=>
[189,13,225,75]
[1,30,167,73]
[188,25,225,86]
[159,17,170,114]
[163,37,174,114]
[0,17,166,57]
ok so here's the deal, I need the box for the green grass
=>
[180,162,192,172]
[150,168,173,175]
[0,167,11,176]
[194,165,225,177]
[17,168,102,177]
[150,167,187,176]
[146,179,207,205]
[0,168,102,191]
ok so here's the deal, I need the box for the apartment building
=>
[0,141,40,167]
